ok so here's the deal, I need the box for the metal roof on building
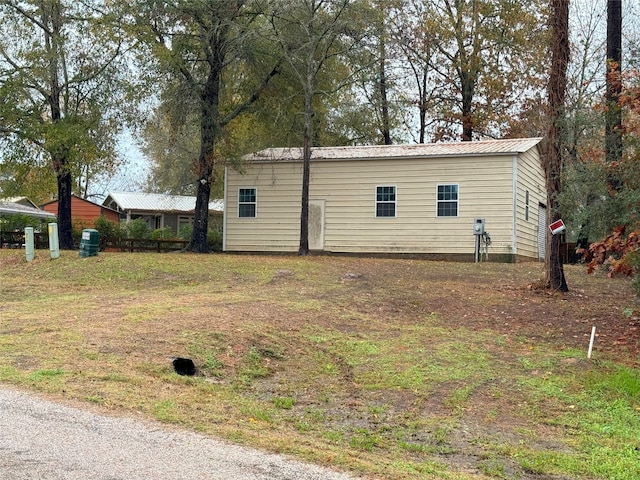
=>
[105,192,224,213]
[4,197,39,208]
[0,200,57,219]
[246,137,543,162]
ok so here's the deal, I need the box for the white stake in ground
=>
[587,326,596,359]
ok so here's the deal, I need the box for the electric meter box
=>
[473,218,485,235]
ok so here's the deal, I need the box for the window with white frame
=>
[238,188,257,218]
[376,185,396,217]
[436,184,458,217]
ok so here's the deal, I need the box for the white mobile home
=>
[223,138,547,261]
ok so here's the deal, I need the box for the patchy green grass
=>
[0,250,638,480]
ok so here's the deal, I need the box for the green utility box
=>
[79,229,100,257]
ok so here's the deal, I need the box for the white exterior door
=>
[537,203,546,260]
[308,199,325,251]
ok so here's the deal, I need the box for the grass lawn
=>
[0,250,639,479]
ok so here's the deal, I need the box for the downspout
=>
[512,154,518,256]
[222,166,228,251]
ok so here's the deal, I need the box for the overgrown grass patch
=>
[1,250,638,480]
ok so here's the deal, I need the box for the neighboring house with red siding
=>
[41,194,120,230]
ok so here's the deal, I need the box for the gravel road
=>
[0,387,359,480]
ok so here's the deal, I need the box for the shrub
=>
[151,227,173,240]
[1,214,42,232]
[126,218,151,240]
[581,226,640,298]
[178,224,192,240]
[94,215,119,239]
[208,229,223,252]
[178,224,222,251]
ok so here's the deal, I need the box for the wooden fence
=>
[1,232,188,253]
[0,232,49,249]
[103,238,189,253]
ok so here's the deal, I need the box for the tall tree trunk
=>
[458,1,479,143]
[299,77,313,256]
[378,26,392,145]
[44,1,74,249]
[460,69,475,141]
[418,69,428,144]
[605,0,622,192]
[544,0,570,292]
[188,81,217,253]
[191,181,212,253]
[56,168,75,249]
[186,23,225,254]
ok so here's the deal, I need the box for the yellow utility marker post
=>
[48,223,60,259]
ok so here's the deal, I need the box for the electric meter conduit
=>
[474,218,485,262]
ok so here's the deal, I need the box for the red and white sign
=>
[549,219,566,235]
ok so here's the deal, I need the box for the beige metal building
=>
[223,138,547,261]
